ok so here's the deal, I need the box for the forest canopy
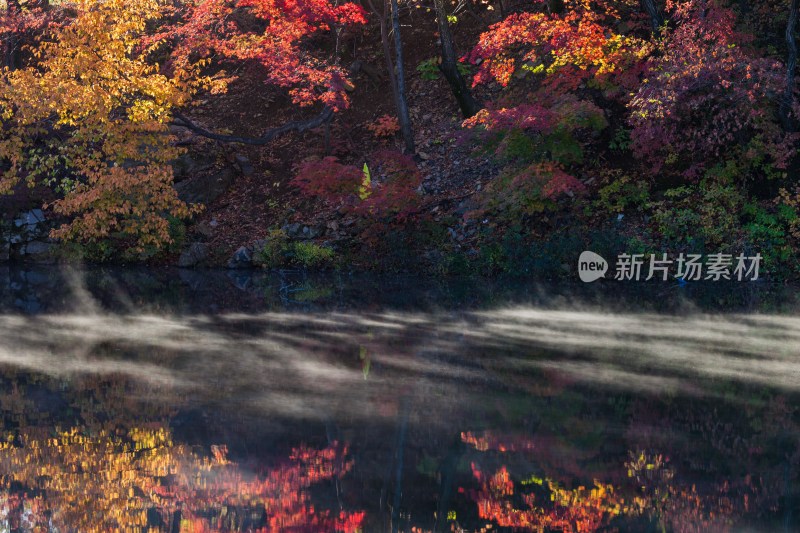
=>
[0,0,799,274]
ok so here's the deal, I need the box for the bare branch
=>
[170,107,334,145]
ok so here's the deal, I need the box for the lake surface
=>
[0,266,798,532]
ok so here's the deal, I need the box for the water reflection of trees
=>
[0,427,364,532]
[457,398,798,533]
[0,303,798,530]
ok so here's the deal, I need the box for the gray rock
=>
[282,223,304,239]
[171,152,217,181]
[250,239,269,252]
[178,242,209,268]
[175,167,236,205]
[227,246,253,269]
[281,223,323,240]
[234,154,255,177]
[172,153,197,181]
[195,221,216,239]
[7,210,50,246]
[302,225,323,239]
[14,209,45,228]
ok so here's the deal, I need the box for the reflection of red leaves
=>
[461,431,536,453]
[177,441,364,532]
[0,429,365,533]
[465,430,751,533]
[467,462,622,532]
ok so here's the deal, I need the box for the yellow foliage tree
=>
[0,0,208,252]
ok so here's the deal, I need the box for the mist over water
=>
[0,266,797,532]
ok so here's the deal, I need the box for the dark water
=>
[0,267,798,532]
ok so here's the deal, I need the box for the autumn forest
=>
[1,1,800,531]
[0,0,798,275]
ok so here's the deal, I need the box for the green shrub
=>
[252,229,289,268]
[608,127,632,152]
[596,174,650,214]
[253,232,336,269]
[498,129,540,164]
[291,241,335,268]
[416,58,440,80]
[742,202,795,268]
[416,57,470,81]
[649,180,743,247]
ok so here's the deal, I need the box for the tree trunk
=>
[781,0,799,131]
[366,0,416,153]
[390,0,415,154]
[641,0,663,35]
[434,0,480,118]
[375,3,402,131]
[3,0,22,70]
[390,399,409,533]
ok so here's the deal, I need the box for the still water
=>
[0,266,798,532]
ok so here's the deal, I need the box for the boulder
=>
[282,222,304,239]
[171,152,218,181]
[178,242,209,268]
[13,209,46,228]
[194,218,219,239]
[7,209,50,246]
[302,225,323,239]
[227,246,253,269]
[233,154,255,177]
[251,239,269,252]
[175,167,236,205]
[281,222,323,240]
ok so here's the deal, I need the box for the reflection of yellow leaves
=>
[359,345,371,379]
[211,444,229,464]
[0,427,364,532]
